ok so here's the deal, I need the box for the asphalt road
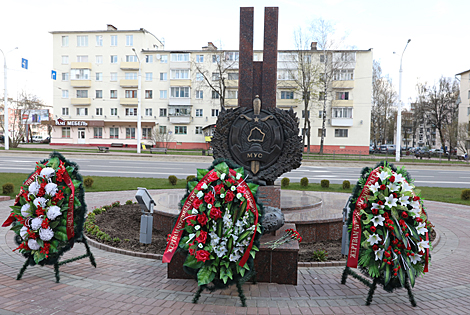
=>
[2,155,470,188]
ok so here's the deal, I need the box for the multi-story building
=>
[49,25,372,154]
[457,69,470,152]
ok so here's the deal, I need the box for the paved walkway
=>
[1,190,469,314]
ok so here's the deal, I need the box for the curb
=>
[0,196,11,201]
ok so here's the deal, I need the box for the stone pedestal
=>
[257,185,281,208]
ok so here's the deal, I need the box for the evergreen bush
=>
[342,180,351,190]
[168,175,178,186]
[461,189,470,200]
[281,177,290,188]
[2,183,14,194]
[187,175,196,182]
[84,177,94,188]
[321,179,330,188]
[300,177,309,187]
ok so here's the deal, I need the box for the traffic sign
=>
[51,70,57,80]
[21,58,28,69]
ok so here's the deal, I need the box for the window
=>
[170,53,189,62]
[319,92,325,100]
[334,69,354,81]
[125,72,137,80]
[61,36,69,47]
[195,73,204,81]
[225,52,239,61]
[145,55,153,63]
[277,70,295,80]
[62,108,69,116]
[94,90,102,99]
[227,90,238,99]
[160,108,167,117]
[126,35,133,46]
[175,126,187,134]
[212,72,220,81]
[62,127,71,138]
[62,90,69,98]
[212,109,219,117]
[77,35,88,47]
[110,108,118,116]
[168,106,191,116]
[281,91,294,99]
[335,129,348,137]
[77,108,88,116]
[110,90,117,99]
[96,108,103,115]
[145,90,153,99]
[333,107,353,118]
[125,108,138,116]
[334,52,355,62]
[142,128,152,139]
[318,128,326,137]
[318,111,325,118]
[196,55,204,63]
[171,69,189,79]
[195,109,203,117]
[158,126,167,135]
[228,73,239,80]
[62,73,69,81]
[145,108,152,116]
[71,69,90,80]
[96,72,103,81]
[145,72,153,81]
[111,35,117,46]
[278,52,296,61]
[468,90,470,99]
[302,110,310,118]
[160,72,167,81]
[76,90,88,98]
[125,90,137,98]
[212,55,220,63]
[212,91,219,99]
[195,90,203,99]
[110,72,117,81]
[336,92,349,100]
[96,35,103,46]
[96,55,103,64]
[126,127,136,139]
[195,126,203,134]
[125,55,137,62]
[110,127,119,139]
[160,90,167,99]
[94,127,103,138]
[170,87,189,98]
[110,55,117,63]
[61,56,69,64]
[76,55,88,62]
[161,55,168,63]
[320,54,325,63]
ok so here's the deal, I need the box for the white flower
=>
[28,239,41,251]
[40,167,55,179]
[220,194,225,199]
[410,200,420,210]
[28,181,40,196]
[399,195,410,206]
[47,206,62,220]
[236,173,242,180]
[229,252,241,262]
[416,222,428,235]
[214,245,227,258]
[417,240,430,252]
[401,181,414,192]
[372,215,385,227]
[191,209,199,214]
[387,182,399,192]
[384,194,398,208]
[231,186,236,191]
[207,204,212,209]
[20,226,29,239]
[236,193,242,199]
[409,208,420,218]
[194,225,201,230]
[367,233,381,246]
[369,182,381,194]
[33,197,48,208]
[31,217,43,230]
[378,171,389,182]
[39,227,54,241]
[220,173,226,180]
[45,183,58,197]
[198,243,203,248]
[410,253,422,264]
[394,174,405,183]
[371,202,384,211]
[201,183,208,190]
[196,191,204,198]
[21,204,32,217]
[374,248,384,261]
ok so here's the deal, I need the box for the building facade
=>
[457,70,470,153]
[50,26,373,154]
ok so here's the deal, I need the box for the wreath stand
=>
[340,266,417,307]
[193,279,248,307]
[16,237,96,283]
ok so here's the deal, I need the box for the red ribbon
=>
[347,168,380,268]
[424,231,429,272]
[62,166,75,240]
[238,182,259,267]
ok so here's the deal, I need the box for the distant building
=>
[457,69,470,153]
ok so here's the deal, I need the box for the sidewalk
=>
[1,190,469,314]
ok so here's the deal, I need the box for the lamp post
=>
[395,39,411,162]
[1,47,18,150]
[132,48,142,153]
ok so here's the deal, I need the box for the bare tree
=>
[151,127,175,149]
[455,122,469,156]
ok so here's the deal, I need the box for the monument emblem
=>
[211,7,303,185]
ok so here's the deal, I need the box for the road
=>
[2,155,470,188]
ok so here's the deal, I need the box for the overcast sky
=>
[1,0,468,107]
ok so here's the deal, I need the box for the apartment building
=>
[49,25,373,154]
[457,69,470,152]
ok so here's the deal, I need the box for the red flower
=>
[196,231,207,244]
[52,190,64,203]
[56,167,65,182]
[388,225,394,231]
[192,198,203,210]
[41,218,49,229]
[413,196,420,201]
[40,242,50,255]
[209,207,222,220]
[370,226,376,233]
[361,202,368,209]
[384,251,391,258]
[392,193,398,198]
[214,184,224,194]
[185,217,195,226]
[204,192,215,205]
[237,185,246,194]
[195,250,211,262]
[208,171,219,182]
[402,211,408,218]
[372,244,379,251]
[415,217,423,223]
[197,214,208,226]
[35,207,45,217]
[389,176,395,183]
[399,219,405,226]
[380,184,386,190]
[377,200,384,205]
[227,178,236,184]
[189,242,196,255]
[229,169,236,177]
[225,191,235,202]
[371,208,378,215]
[383,212,389,219]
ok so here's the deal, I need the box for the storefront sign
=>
[55,118,88,126]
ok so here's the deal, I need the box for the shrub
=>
[342,180,351,190]
[300,177,309,187]
[125,200,133,205]
[312,250,328,262]
[92,208,102,215]
[168,175,178,186]
[90,226,100,236]
[321,179,330,188]
[461,189,470,200]
[83,177,94,188]
[113,237,121,242]
[187,175,196,182]
[281,177,290,188]
[2,183,14,194]
[112,201,120,207]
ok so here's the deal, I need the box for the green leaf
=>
[235,167,244,177]
[247,182,258,195]
[188,180,197,192]
[74,197,82,209]
[56,226,67,233]
[397,265,405,287]
[11,224,22,233]
[384,264,391,286]
[197,169,209,181]
[393,223,402,241]
[66,166,74,176]
[183,254,204,269]
[214,162,229,175]
[33,251,41,264]
[54,231,68,241]
[36,239,44,247]
[48,157,60,169]
[49,221,60,229]
[51,240,59,248]
[197,265,215,286]
[72,179,82,190]
[405,257,416,287]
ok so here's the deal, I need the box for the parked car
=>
[31,136,43,143]
[415,149,431,159]
[369,145,376,154]
[379,144,396,153]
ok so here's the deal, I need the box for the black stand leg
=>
[192,286,203,304]
[404,276,417,307]
[83,237,96,267]
[236,280,247,307]
[341,266,350,285]
[16,260,29,280]
[54,263,60,283]
[366,278,379,305]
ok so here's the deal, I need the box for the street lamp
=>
[395,39,411,162]
[1,47,18,150]
[132,48,142,154]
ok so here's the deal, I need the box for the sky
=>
[1,0,469,107]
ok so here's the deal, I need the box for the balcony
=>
[70,80,91,88]
[70,62,92,69]
[332,80,354,89]
[120,79,138,88]
[170,79,191,86]
[120,62,139,70]
[332,100,353,107]
[71,98,91,105]
[169,116,191,124]
[120,98,138,106]
[277,99,297,108]
[225,99,238,107]
[331,118,353,127]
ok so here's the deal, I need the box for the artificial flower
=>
[196,191,204,198]
[33,197,48,208]
[40,167,55,179]
[45,183,58,197]
[417,240,430,252]
[28,181,40,196]
[399,195,410,206]
[208,171,219,182]
[371,215,385,227]
[374,248,384,261]
[378,171,389,182]
[394,173,405,183]
[195,250,210,262]
[31,217,44,230]
[21,204,32,217]
[367,233,381,246]
[384,194,398,208]
[369,182,381,194]
[28,239,41,251]
[20,226,29,239]
[387,182,399,192]
[220,173,226,180]
[209,207,222,220]
[46,205,61,220]
[401,181,414,192]
[196,230,207,244]
[416,222,428,235]
[39,227,54,241]
[409,253,422,264]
